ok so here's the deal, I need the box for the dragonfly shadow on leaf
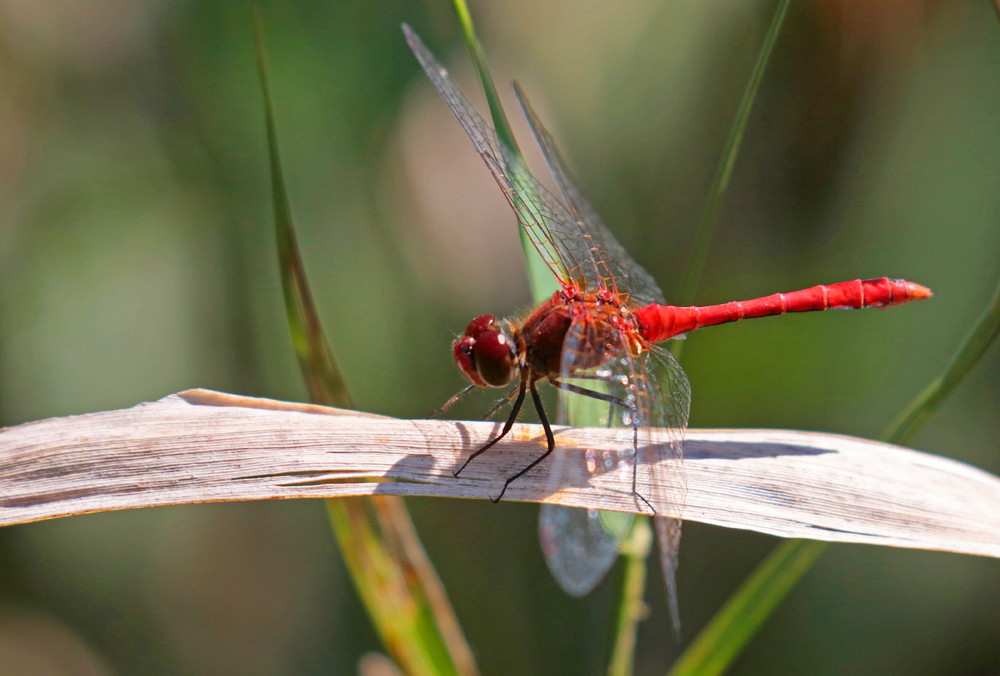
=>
[406,419,645,503]
[682,439,834,462]
[412,419,559,489]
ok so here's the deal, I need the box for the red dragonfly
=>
[404,25,931,631]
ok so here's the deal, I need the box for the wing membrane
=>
[513,82,666,307]
[545,313,691,628]
[405,25,657,300]
[540,313,628,595]
[640,342,690,633]
[405,25,581,288]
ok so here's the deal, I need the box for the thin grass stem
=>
[610,0,782,667]
[254,10,477,675]
[665,0,998,673]
[668,275,1000,676]
[607,516,653,676]
[670,0,792,359]
[882,278,1000,446]
[450,0,557,303]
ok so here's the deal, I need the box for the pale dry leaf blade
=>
[0,389,998,560]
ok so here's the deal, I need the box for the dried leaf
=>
[2,389,998,559]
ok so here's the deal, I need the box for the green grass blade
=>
[670,0,792,359]
[667,2,1000,672]
[450,0,557,303]
[253,11,477,676]
[668,273,1000,676]
[882,278,1000,446]
[663,0,998,672]
[254,11,352,410]
[452,0,519,160]
[607,516,653,676]
[325,496,479,676]
[641,2,793,673]
[667,539,827,676]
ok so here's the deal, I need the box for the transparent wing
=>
[540,315,630,596]
[542,314,691,628]
[513,82,666,307]
[403,24,624,296]
[641,342,691,633]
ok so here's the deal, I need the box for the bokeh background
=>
[1,0,998,674]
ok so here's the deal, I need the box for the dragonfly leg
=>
[559,372,617,381]
[549,379,629,409]
[493,380,555,503]
[632,449,655,515]
[550,379,655,516]
[550,373,619,427]
[628,410,657,515]
[549,379,637,432]
[454,379,527,478]
[430,383,476,417]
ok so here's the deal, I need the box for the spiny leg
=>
[559,372,618,381]
[550,379,627,409]
[550,380,634,440]
[454,379,527,478]
[430,383,475,417]
[552,372,618,426]
[492,380,555,503]
[629,415,654,515]
[550,378,655,516]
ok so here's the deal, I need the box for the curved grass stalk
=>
[670,0,793,360]
[668,0,1000,652]
[669,0,1000,676]
[254,11,477,675]
[658,0,1000,671]
[608,516,654,676]
[882,278,1000,446]
[669,282,1000,676]
[622,0,792,672]
[451,0,558,304]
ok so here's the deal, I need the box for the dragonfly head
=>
[454,315,516,388]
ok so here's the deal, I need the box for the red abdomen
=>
[633,277,932,343]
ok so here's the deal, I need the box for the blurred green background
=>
[0,0,998,674]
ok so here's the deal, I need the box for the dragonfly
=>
[403,24,932,632]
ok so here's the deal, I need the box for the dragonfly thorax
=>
[453,314,518,388]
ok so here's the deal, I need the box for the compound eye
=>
[464,314,498,340]
[452,336,483,386]
[473,330,515,387]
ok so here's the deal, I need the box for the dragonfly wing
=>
[641,342,691,634]
[548,312,691,629]
[513,82,666,306]
[538,500,624,597]
[404,25,597,291]
[540,313,632,596]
